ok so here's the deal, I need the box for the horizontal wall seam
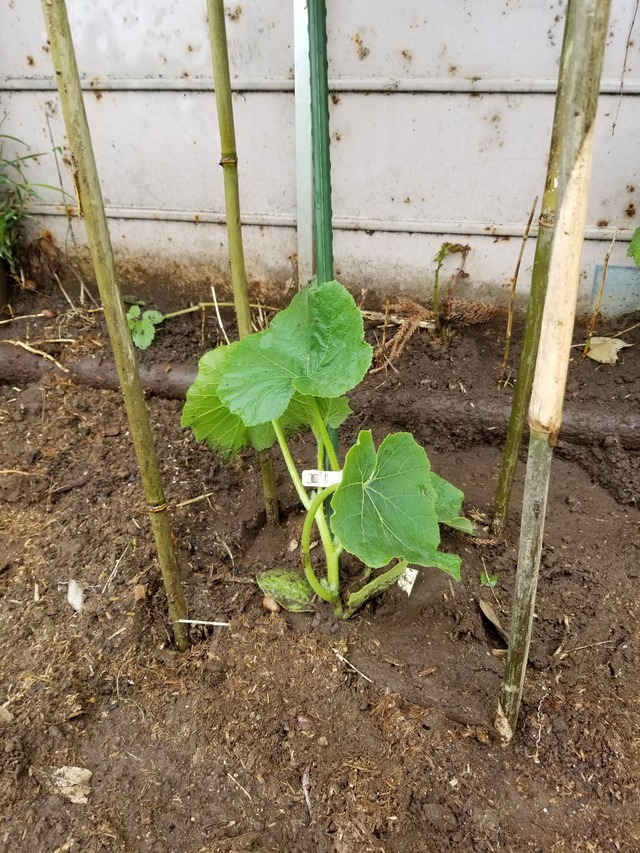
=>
[26,203,631,241]
[2,76,640,95]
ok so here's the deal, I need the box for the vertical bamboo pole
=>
[491,20,572,537]
[206,0,279,525]
[41,0,189,651]
[497,0,611,740]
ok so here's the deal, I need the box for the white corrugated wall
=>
[1,1,639,313]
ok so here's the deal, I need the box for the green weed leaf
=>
[627,227,640,267]
[144,310,165,326]
[330,431,461,579]
[257,569,315,612]
[130,317,156,350]
[217,281,372,426]
[480,571,498,588]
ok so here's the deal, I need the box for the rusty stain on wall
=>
[353,32,370,61]
[226,5,243,22]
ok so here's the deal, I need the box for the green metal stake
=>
[307,0,339,468]
[41,0,189,651]
[308,0,334,285]
[206,0,279,525]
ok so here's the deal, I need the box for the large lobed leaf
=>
[429,472,475,534]
[330,431,462,579]
[217,281,372,426]
[182,344,352,457]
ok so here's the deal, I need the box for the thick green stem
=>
[41,0,189,651]
[272,419,310,510]
[301,484,340,600]
[310,399,340,471]
[207,0,279,524]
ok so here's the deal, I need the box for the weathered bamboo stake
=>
[206,0,279,524]
[490,14,583,536]
[496,0,611,741]
[41,0,189,651]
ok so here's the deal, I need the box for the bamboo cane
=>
[206,0,279,525]
[490,25,573,537]
[496,0,611,741]
[41,0,189,651]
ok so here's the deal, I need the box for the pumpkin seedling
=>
[182,280,473,618]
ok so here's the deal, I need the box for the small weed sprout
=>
[126,304,165,350]
[182,280,473,618]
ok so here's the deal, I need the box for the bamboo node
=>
[219,157,238,166]
[148,502,169,514]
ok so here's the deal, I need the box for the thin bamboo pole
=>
[206,0,279,525]
[491,22,573,536]
[41,0,189,651]
[497,0,611,740]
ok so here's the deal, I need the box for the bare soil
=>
[1,280,639,852]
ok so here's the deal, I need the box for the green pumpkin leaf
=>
[330,431,461,580]
[257,569,315,612]
[429,472,475,534]
[182,345,274,456]
[218,281,372,426]
[182,345,349,457]
[285,394,352,433]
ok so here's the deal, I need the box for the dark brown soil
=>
[1,280,639,852]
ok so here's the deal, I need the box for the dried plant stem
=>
[583,232,617,356]
[498,196,538,384]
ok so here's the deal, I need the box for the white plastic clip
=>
[301,469,343,489]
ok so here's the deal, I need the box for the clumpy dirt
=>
[1,278,640,852]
